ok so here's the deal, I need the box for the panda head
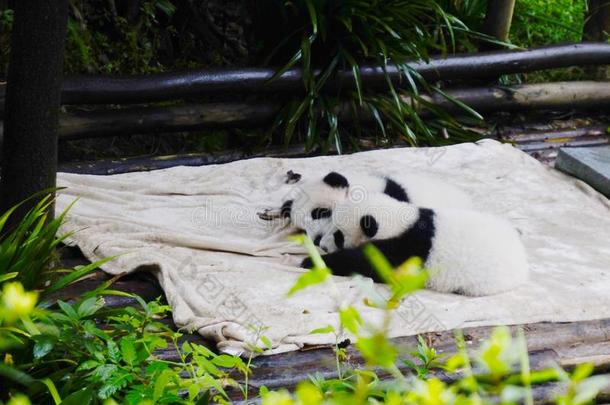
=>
[319,192,419,252]
[279,171,351,243]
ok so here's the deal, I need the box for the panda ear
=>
[281,200,293,218]
[360,215,378,238]
[285,170,302,184]
[323,172,349,188]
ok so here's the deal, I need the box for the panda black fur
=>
[274,171,472,247]
[306,192,529,296]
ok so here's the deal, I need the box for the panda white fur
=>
[266,170,473,247]
[307,192,529,296]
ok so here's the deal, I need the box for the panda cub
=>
[259,170,473,248]
[306,192,529,296]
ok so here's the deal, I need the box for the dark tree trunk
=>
[584,0,610,78]
[126,0,141,22]
[480,0,516,51]
[0,0,69,222]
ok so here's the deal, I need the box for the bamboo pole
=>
[481,0,517,50]
[584,0,610,79]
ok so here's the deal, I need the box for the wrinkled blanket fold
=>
[56,140,610,356]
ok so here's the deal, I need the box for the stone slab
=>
[555,145,610,198]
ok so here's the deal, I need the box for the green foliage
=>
[0,193,73,291]
[1,289,246,403]
[255,0,485,153]
[437,0,487,40]
[511,0,585,49]
[64,0,177,74]
[509,0,586,82]
[0,7,12,70]
[363,245,427,308]
[276,235,609,404]
[287,234,331,296]
[2,208,608,404]
[0,197,246,404]
[402,336,445,379]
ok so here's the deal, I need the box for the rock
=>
[555,146,610,198]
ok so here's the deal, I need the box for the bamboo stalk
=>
[481,0,517,50]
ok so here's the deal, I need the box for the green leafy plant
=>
[274,235,609,404]
[403,335,445,379]
[0,193,79,291]
[1,290,249,404]
[64,0,178,74]
[509,0,586,83]
[3,201,607,404]
[0,195,250,404]
[511,0,585,49]
[254,0,487,153]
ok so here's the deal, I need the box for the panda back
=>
[425,209,529,296]
[395,174,473,210]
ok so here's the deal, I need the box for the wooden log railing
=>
[56,81,610,139]
[1,43,610,108]
[2,42,610,143]
[54,43,610,103]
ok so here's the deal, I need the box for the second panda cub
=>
[307,192,529,296]
[263,170,473,248]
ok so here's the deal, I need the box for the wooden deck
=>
[54,116,610,402]
[496,115,610,165]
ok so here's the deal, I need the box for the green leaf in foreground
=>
[356,332,398,369]
[309,325,335,335]
[288,266,330,297]
[287,234,331,296]
[363,244,428,306]
[339,306,362,335]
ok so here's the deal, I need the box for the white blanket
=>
[56,140,610,356]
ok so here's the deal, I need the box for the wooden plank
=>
[518,138,609,152]
[230,374,610,405]
[58,144,326,175]
[503,125,608,143]
[58,102,281,139]
[531,375,610,405]
[222,322,610,400]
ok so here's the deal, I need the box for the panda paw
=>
[301,257,313,268]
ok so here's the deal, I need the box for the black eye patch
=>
[311,207,332,220]
[360,215,379,238]
[313,234,322,246]
[323,172,349,188]
[281,200,293,218]
[333,230,345,249]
